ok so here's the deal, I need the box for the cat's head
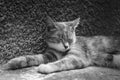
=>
[46,17,80,51]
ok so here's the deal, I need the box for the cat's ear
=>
[73,17,80,28]
[47,16,56,27]
[66,17,80,29]
[47,16,63,30]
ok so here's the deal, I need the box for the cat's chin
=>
[48,42,68,51]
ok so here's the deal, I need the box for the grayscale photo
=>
[0,0,120,80]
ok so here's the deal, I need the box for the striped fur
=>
[4,17,120,74]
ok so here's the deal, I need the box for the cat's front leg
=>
[3,54,44,70]
[37,54,87,74]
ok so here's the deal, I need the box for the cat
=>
[3,17,120,74]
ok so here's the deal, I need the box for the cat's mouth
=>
[63,44,69,50]
[61,41,70,51]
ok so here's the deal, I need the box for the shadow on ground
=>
[0,66,120,80]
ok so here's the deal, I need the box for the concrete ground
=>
[0,66,120,80]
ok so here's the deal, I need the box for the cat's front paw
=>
[37,64,57,74]
[3,57,27,70]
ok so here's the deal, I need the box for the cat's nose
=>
[64,43,69,49]
[64,45,69,49]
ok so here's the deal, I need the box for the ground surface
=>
[0,66,120,80]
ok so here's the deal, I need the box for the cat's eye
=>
[68,39,73,43]
[59,34,64,38]
[57,34,60,37]
[57,34,63,40]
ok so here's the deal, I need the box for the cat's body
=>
[3,17,120,73]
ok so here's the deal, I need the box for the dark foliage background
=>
[0,0,120,64]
